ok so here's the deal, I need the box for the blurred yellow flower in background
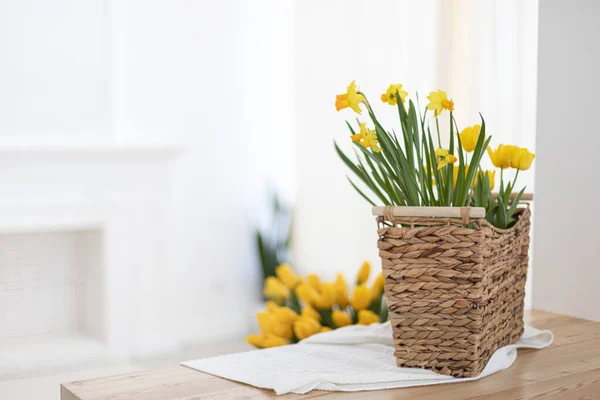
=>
[358,310,381,325]
[351,285,371,311]
[334,273,349,308]
[248,262,389,348]
[381,84,408,106]
[435,148,457,170]
[459,125,484,153]
[263,276,289,301]
[276,264,301,290]
[335,80,365,114]
[357,261,371,285]
[293,316,321,340]
[351,123,382,153]
[426,90,454,116]
[332,310,352,327]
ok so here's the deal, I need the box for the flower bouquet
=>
[246,263,388,348]
[334,81,535,377]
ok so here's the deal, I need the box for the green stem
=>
[435,117,442,148]
[511,170,520,191]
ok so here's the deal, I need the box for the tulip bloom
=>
[356,261,371,285]
[293,316,321,340]
[459,125,484,153]
[335,80,365,114]
[296,283,319,305]
[245,333,288,349]
[371,273,385,301]
[381,84,408,106]
[510,148,536,171]
[351,284,371,311]
[487,144,512,169]
[276,264,301,290]
[301,305,321,321]
[263,277,289,302]
[358,310,381,325]
[332,310,352,328]
[334,273,349,308]
[314,282,335,309]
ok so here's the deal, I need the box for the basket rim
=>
[372,206,486,219]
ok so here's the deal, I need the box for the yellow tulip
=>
[487,144,512,169]
[335,80,365,114]
[296,283,319,305]
[273,306,299,325]
[332,310,352,328]
[381,84,408,106]
[435,148,458,170]
[334,273,349,308]
[358,310,381,325]
[510,148,535,171]
[276,264,301,290]
[477,170,496,190]
[350,123,382,153]
[265,301,279,313]
[371,273,385,301]
[319,326,332,333]
[293,316,321,340]
[314,282,335,310]
[301,305,321,321]
[307,274,321,291]
[257,311,276,335]
[351,285,371,311]
[245,333,265,348]
[426,90,454,116]
[262,334,289,348]
[263,276,289,301]
[357,261,371,285]
[459,125,484,153]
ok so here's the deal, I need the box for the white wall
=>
[293,0,439,281]
[532,0,600,321]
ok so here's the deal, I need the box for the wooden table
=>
[61,310,600,399]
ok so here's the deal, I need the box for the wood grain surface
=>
[61,310,600,399]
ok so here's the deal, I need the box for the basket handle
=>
[372,206,486,219]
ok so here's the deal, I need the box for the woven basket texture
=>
[376,207,531,378]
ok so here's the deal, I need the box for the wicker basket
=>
[373,205,531,378]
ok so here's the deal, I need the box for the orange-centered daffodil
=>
[335,80,365,114]
[351,123,382,152]
[426,90,454,116]
[381,84,408,106]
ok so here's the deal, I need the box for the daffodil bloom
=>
[276,264,301,290]
[371,273,385,301]
[334,273,349,308]
[459,125,484,153]
[356,261,371,285]
[332,310,352,327]
[350,123,382,153]
[351,284,371,311]
[381,84,408,106]
[245,333,288,349]
[301,305,321,321]
[426,90,454,116]
[357,309,381,325]
[263,276,290,301]
[510,148,536,171]
[293,316,321,340]
[295,282,319,305]
[319,326,332,333]
[435,148,458,170]
[307,274,320,291]
[335,80,365,114]
[314,282,335,309]
[487,144,512,169]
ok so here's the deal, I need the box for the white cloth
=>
[182,322,553,395]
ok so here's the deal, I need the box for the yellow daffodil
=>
[266,300,279,313]
[371,273,385,301]
[381,84,408,106]
[263,276,290,301]
[350,123,382,153]
[510,148,535,171]
[426,90,454,116]
[452,165,495,191]
[459,125,484,153]
[301,305,321,321]
[293,316,321,340]
[332,310,352,328]
[319,326,332,333]
[296,283,319,305]
[435,148,457,170]
[335,80,365,114]
[314,282,335,310]
[245,333,288,349]
[358,310,381,325]
[276,264,301,290]
[334,273,349,308]
[257,311,276,335]
[357,261,371,285]
[307,274,320,291]
[487,144,512,169]
[351,284,371,311]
